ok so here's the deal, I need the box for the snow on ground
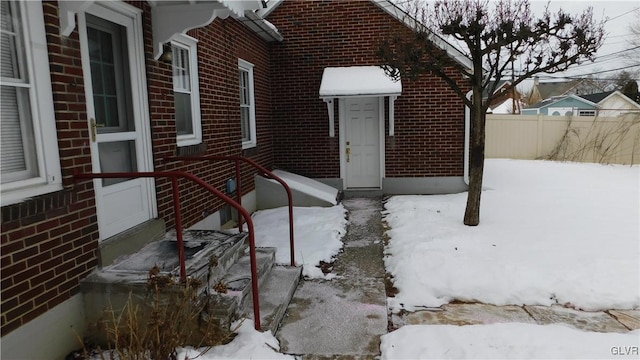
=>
[176,320,295,360]
[252,204,348,279]
[381,323,640,359]
[384,159,640,312]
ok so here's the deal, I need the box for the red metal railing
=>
[74,171,263,330]
[167,156,296,266]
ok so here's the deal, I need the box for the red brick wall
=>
[1,1,274,337]
[1,1,99,336]
[267,0,468,178]
[148,9,275,228]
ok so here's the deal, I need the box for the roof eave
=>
[371,0,474,73]
[239,10,284,42]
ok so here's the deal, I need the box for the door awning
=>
[319,66,402,98]
[320,66,401,137]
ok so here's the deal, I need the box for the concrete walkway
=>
[277,198,387,358]
[275,197,640,358]
[392,303,640,334]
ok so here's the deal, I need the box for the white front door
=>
[343,97,381,188]
[79,3,155,240]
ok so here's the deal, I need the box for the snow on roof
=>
[319,66,402,97]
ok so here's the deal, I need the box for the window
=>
[578,110,596,117]
[239,59,256,149]
[1,0,61,205]
[171,35,201,146]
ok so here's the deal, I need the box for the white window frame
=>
[1,0,62,206]
[171,34,202,147]
[238,58,256,149]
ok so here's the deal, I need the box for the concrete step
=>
[81,231,247,328]
[81,229,299,341]
[222,247,277,303]
[168,229,248,284]
[211,249,302,334]
[244,265,302,334]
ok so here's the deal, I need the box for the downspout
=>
[464,90,472,185]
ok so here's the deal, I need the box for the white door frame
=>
[338,96,386,189]
[78,1,156,240]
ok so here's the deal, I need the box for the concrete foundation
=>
[0,295,85,360]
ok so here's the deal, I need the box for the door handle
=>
[90,118,104,142]
[346,147,351,162]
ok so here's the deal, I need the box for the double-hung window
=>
[1,0,62,205]
[171,35,201,146]
[238,59,256,149]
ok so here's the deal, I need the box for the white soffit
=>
[319,66,402,98]
[150,0,263,59]
[59,0,263,60]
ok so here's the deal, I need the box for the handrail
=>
[167,156,296,267]
[73,171,262,331]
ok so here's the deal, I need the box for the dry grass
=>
[78,268,236,360]
[546,114,640,164]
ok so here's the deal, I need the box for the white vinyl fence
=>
[486,113,640,165]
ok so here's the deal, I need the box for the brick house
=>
[0,0,471,358]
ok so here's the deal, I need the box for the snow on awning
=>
[319,66,402,98]
[320,66,401,137]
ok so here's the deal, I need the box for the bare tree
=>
[378,0,605,226]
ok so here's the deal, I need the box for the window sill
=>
[176,142,207,157]
[241,146,259,157]
[242,141,257,150]
[1,182,64,207]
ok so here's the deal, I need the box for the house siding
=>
[598,94,640,117]
[267,0,468,179]
[1,0,274,339]
[533,97,596,116]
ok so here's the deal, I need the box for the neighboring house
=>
[489,98,526,114]
[579,90,640,117]
[484,80,524,114]
[522,94,598,116]
[0,1,472,358]
[526,77,602,105]
[522,91,640,116]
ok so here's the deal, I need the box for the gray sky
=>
[529,0,639,81]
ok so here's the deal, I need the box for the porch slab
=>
[608,310,640,330]
[402,303,535,326]
[89,230,247,283]
[524,305,629,333]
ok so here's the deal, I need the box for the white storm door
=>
[344,97,381,188]
[79,4,155,240]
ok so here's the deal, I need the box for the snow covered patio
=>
[173,159,638,359]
